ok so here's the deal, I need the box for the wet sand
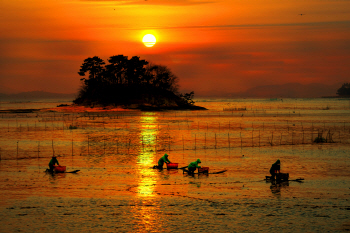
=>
[0,98,350,232]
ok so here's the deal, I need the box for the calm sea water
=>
[0,98,349,232]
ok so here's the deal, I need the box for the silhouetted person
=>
[269,159,280,179]
[48,156,59,172]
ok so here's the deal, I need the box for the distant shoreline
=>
[321,95,350,98]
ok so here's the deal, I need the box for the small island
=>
[336,83,350,97]
[73,55,206,110]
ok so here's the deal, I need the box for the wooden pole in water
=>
[103,136,106,154]
[182,135,184,151]
[240,132,242,149]
[280,133,282,145]
[259,130,260,147]
[302,130,304,144]
[228,133,230,149]
[88,135,90,155]
[169,135,171,151]
[215,133,217,149]
[205,133,206,149]
[271,132,273,146]
[128,139,130,154]
[195,134,196,150]
[52,140,55,157]
[252,130,254,147]
[17,141,18,160]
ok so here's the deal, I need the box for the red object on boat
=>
[54,165,66,173]
[198,167,209,173]
[166,163,178,169]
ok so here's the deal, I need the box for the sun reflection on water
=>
[134,112,162,230]
[137,112,159,196]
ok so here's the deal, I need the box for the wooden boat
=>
[183,168,227,175]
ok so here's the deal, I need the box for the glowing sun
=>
[142,34,156,47]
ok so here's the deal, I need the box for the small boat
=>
[182,167,227,175]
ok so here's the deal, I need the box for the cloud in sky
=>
[0,0,350,96]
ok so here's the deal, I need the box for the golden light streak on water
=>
[137,112,159,196]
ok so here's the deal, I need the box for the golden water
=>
[0,98,349,232]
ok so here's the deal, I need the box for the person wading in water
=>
[156,153,171,169]
[48,156,59,172]
[269,159,280,180]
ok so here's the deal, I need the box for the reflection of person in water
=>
[269,159,280,180]
[270,181,289,196]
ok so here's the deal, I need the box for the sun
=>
[142,34,156,47]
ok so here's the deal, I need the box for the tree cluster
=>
[74,55,197,108]
[336,83,350,97]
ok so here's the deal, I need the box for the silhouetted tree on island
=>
[74,55,205,110]
[336,83,350,97]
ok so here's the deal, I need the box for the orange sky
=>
[1,0,350,96]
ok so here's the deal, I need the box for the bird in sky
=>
[298,14,305,16]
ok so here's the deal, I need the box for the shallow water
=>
[0,98,350,232]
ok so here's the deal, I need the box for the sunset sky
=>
[1,0,350,96]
